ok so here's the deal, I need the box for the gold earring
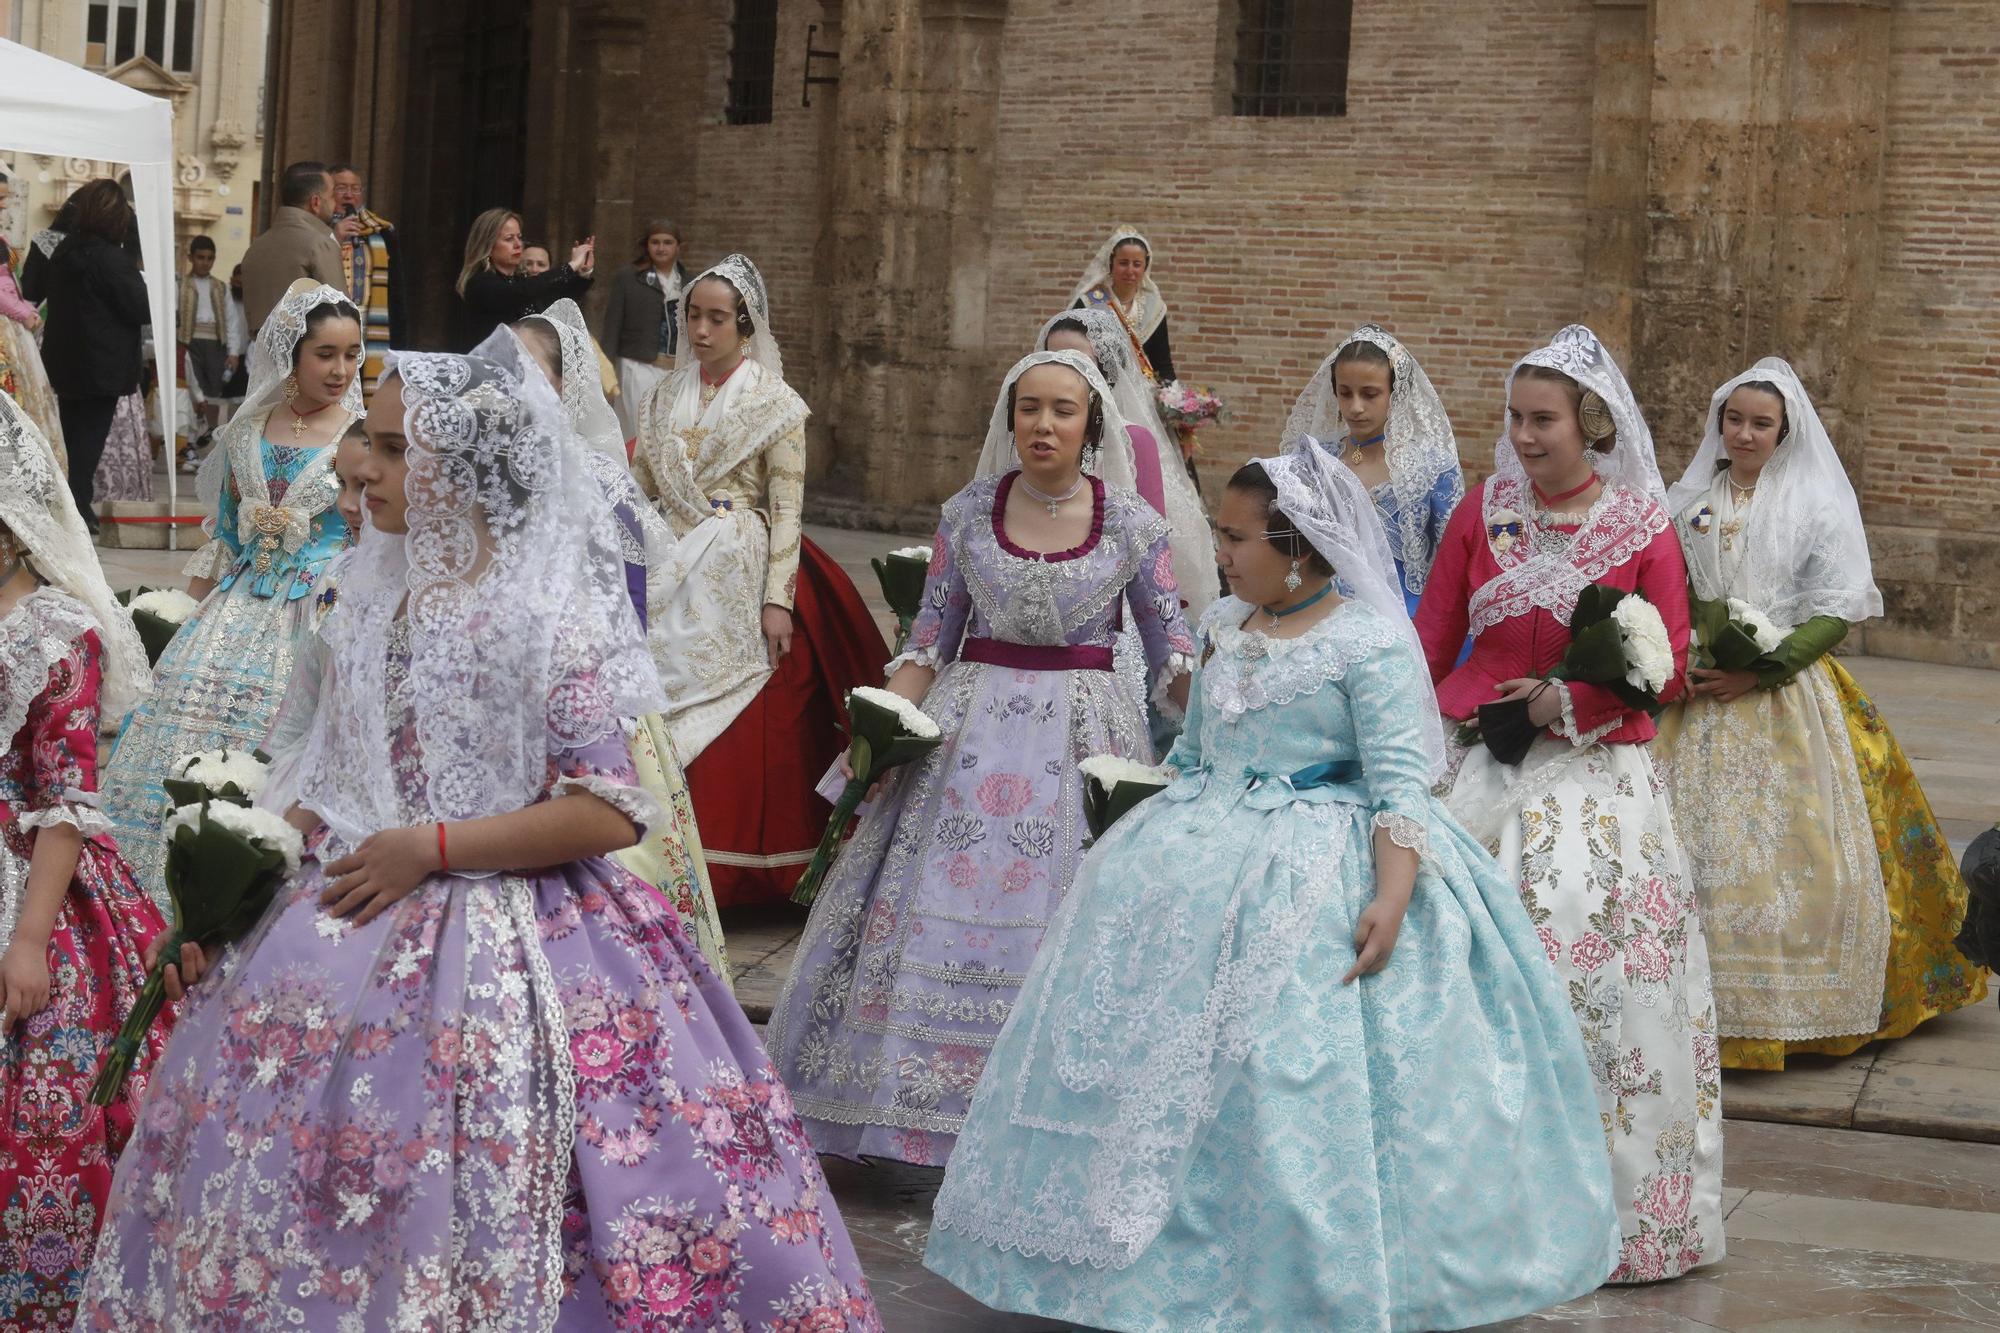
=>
[283,373,300,403]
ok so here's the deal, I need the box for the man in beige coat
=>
[240,161,344,333]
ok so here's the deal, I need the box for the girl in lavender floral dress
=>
[765,350,1195,1168]
[76,332,880,1332]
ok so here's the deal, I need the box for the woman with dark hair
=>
[599,217,689,434]
[1654,358,1983,1068]
[39,179,150,529]
[1416,325,1722,1283]
[101,282,364,905]
[766,350,1194,1168]
[631,255,890,908]
[454,206,592,347]
[924,449,1619,1330]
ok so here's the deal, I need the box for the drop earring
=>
[1284,558,1303,593]
[283,373,300,403]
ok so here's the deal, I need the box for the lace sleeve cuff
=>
[1150,651,1197,722]
[182,538,233,581]
[556,774,664,842]
[19,790,114,838]
[1372,809,1433,862]
[886,644,946,677]
[1551,682,1620,748]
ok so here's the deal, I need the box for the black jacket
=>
[598,263,685,363]
[42,232,150,399]
[457,264,592,351]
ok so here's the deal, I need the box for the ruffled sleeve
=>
[20,625,115,837]
[1345,635,1439,863]
[888,524,972,675]
[1123,519,1197,713]
[552,726,664,843]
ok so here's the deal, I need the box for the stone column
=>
[1582,0,1652,357]
[813,0,1010,528]
[564,0,648,326]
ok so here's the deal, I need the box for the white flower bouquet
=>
[89,795,301,1105]
[871,543,935,654]
[1079,755,1170,843]
[1689,593,1788,672]
[163,747,270,808]
[116,585,200,665]
[791,687,944,906]
[1474,584,1674,765]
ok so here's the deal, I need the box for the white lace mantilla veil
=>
[194,280,365,516]
[1070,225,1167,342]
[1498,323,1665,504]
[1261,445,1446,776]
[1036,307,1218,621]
[1281,323,1464,596]
[294,331,666,862]
[521,299,674,617]
[1665,357,1882,627]
[1469,324,1670,635]
[0,389,151,723]
[969,350,1133,493]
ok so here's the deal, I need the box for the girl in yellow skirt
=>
[1655,358,1984,1069]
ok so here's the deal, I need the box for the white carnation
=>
[1610,596,1673,695]
[1725,597,1786,653]
[164,800,304,872]
[1079,755,1168,790]
[129,588,200,622]
[887,546,933,562]
[849,685,941,738]
[172,748,270,799]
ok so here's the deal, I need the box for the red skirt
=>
[685,537,890,908]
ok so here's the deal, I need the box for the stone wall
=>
[272,0,2000,665]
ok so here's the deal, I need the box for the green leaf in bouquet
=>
[1551,617,1656,711]
[164,813,290,942]
[871,553,930,655]
[129,608,180,666]
[1081,776,1167,842]
[1569,583,1629,634]
[1705,622,1769,674]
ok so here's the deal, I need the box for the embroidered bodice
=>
[899,473,1195,682]
[189,432,351,600]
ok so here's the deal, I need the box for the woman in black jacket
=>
[453,207,592,349]
[42,180,150,531]
[598,219,688,431]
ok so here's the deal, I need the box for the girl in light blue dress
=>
[924,447,1617,1332]
[1283,322,1463,615]
[100,282,362,903]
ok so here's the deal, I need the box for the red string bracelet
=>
[436,821,450,872]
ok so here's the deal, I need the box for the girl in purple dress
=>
[76,332,881,1331]
[765,350,1196,1168]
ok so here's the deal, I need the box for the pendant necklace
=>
[1722,473,1756,549]
[287,400,337,441]
[1345,431,1386,468]
[1260,580,1332,630]
[1019,474,1084,518]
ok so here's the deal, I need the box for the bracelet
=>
[436,821,450,873]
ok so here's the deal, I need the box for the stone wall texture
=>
[273,0,2000,665]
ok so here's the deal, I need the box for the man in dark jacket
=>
[241,161,344,333]
[41,179,150,531]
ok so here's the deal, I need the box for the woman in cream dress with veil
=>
[632,255,887,907]
[515,299,729,973]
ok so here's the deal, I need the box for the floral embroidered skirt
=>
[90,391,152,504]
[614,711,729,978]
[74,849,881,1331]
[1446,736,1726,1283]
[0,825,168,1333]
[1702,659,1985,1070]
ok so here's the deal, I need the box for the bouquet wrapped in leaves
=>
[1689,594,1786,674]
[1079,755,1170,847]
[89,751,301,1105]
[791,687,943,906]
[871,545,933,656]
[1476,583,1674,765]
[115,585,200,666]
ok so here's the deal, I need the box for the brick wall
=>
[1865,0,2000,664]
[982,0,1601,498]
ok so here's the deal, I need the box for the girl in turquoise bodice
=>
[925,452,1618,1332]
[101,282,363,906]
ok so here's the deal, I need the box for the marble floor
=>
[93,487,2000,1331]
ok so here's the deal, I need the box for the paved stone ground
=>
[98,499,2000,1331]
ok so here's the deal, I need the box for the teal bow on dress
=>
[1166,759,1368,825]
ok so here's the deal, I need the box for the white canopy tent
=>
[0,38,180,530]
